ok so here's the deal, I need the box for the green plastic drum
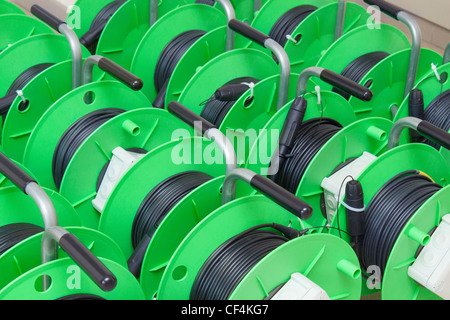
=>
[0,0,24,14]
[0,14,53,52]
[22,81,152,191]
[99,136,227,258]
[0,185,81,230]
[68,0,116,38]
[331,144,450,296]
[316,24,411,91]
[0,257,144,300]
[248,2,370,74]
[58,108,191,229]
[347,48,443,120]
[0,226,128,291]
[157,195,360,300]
[2,61,76,162]
[0,34,90,100]
[130,4,227,103]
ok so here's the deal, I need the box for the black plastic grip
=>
[417,121,450,150]
[228,19,269,47]
[320,69,373,101]
[0,152,36,193]
[408,89,424,142]
[59,233,117,292]
[363,0,402,19]
[97,57,143,91]
[31,5,65,30]
[167,101,216,134]
[250,174,313,220]
[0,93,15,115]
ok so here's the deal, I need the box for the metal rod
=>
[444,43,450,64]
[387,117,421,150]
[296,67,324,96]
[222,168,256,204]
[397,11,422,98]
[334,0,346,41]
[58,23,83,89]
[264,38,291,109]
[215,0,236,51]
[149,0,158,27]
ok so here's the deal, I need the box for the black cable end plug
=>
[272,223,303,240]
[344,180,365,260]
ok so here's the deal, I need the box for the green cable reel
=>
[98,136,227,258]
[247,1,371,74]
[0,0,24,15]
[394,63,450,166]
[0,226,128,292]
[157,195,361,300]
[58,108,191,229]
[21,81,151,193]
[330,143,450,298]
[130,4,227,103]
[345,48,443,120]
[0,14,53,52]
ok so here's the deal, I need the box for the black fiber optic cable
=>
[0,223,44,256]
[128,171,213,277]
[0,63,54,116]
[190,224,296,300]
[200,77,259,127]
[361,170,442,277]
[52,108,125,190]
[79,0,127,54]
[418,89,450,149]
[332,51,389,100]
[268,5,317,47]
[153,30,207,108]
[274,118,343,194]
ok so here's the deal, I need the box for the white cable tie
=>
[339,199,366,213]
[285,34,298,44]
[431,63,441,81]
[315,85,321,105]
[241,82,255,99]
[16,90,26,103]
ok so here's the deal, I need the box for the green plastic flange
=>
[348,48,443,120]
[58,108,191,229]
[296,117,395,228]
[248,2,370,75]
[157,195,360,300]
[22,81,152,192]
[177,48,278,114]
[0,185,81,229]
[0,257,145,300]
[0,0,24,15]
[140,176,225,299]
[99,136,227,258]
[2,61,75,163]
[0,14,53,52]
[130,4,227,103]
[231,233,361,300]
[382,186,450,300]
[0,226,128,291]
[0,34,90,99]
[330,143,450,296]
[69,0,116,38]
[394,63,450,165]
[316,24,411,90]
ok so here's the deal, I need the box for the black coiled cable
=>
[200,77,259,127]
[419,89,450,149]
[52,108,125,190]
[0,63,54,115]
[196,0,215,5]
[80,0,127,54]
[361,170,442,277]
[0,223,44,256]
[332,51,389,100]
[153,30,206,108]
[190,224,289,300]
[275,118,342,194]
[268,5,317,47]
[131,171,213,249]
